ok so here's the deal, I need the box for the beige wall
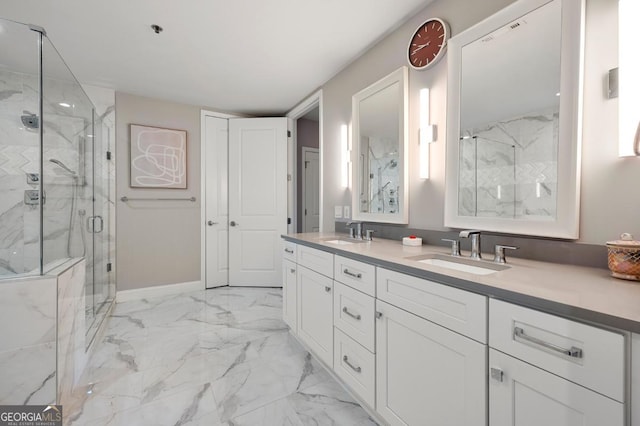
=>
[115,92,202,290]
[321,0,631,245]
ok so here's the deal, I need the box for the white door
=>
[297,265,333,366]
[204,115,229,288]
[282,259,297,331]
[489,349,624,426]
[376,300,487,426]
[228,117,288,287]
[302,148,320,232]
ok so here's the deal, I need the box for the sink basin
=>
[406,254,509,275]
[322,238,368,245]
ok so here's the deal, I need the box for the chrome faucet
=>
[346,221,363,239]
[459,230,482,259]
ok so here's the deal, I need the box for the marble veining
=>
[68,287,377,426]
[459,107,559,219]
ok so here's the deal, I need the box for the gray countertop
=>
[282,232,640,334]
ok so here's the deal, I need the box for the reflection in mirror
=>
[445,0,584,238]
[352,67,408,224]
[458,0,561,220]
[359,82,400,214]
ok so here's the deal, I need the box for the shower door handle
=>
[86,216,104,233]
[94,216,104,233]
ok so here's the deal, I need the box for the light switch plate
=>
[334,206,343,219]
[343,205,350,219]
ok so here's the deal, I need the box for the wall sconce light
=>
[341,124,349,188]
[618,0,640,157]
[419,88,436,178]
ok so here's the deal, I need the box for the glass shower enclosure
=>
[0,19,113,342]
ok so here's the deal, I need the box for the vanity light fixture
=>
[419,88,436,179]
[619,0,640,157]
[341,124,349,188]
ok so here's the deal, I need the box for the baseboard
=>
[116,280,203,303]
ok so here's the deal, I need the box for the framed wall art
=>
[130,124,187,189]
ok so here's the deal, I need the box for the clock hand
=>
[411,41,431,54]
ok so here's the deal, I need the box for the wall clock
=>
[407,18,450,70]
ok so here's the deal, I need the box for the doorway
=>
[288,90,323,234]
[201,111,288,288]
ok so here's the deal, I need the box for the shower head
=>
[21,111,39,130]
[49,159,77,177]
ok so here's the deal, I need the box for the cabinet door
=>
[282,259,297,332]
[489,349,624,426]
[297,265,333,366]
[376,300,487,426]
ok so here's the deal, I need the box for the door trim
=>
[301,147,319,233]
[200,109,241,288]
[287,90,323,234]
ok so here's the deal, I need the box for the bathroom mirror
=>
[444,0,584,238]
[351,67,409,224]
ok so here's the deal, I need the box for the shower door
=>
[90,111,109,324]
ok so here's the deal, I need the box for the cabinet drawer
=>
[333,282,375,352]
[334,255,376,296]
[376,267,487,343]
[282,241,297,262]
[334,328,375,408]
[489,299,625,402]
[490,349,624,426]
[297,245,334,278]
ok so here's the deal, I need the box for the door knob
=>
[230,221,238,227]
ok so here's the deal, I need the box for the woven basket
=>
[607,243,640,281]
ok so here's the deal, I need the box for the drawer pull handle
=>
[342,307,361,320]
[325,286,332,292]
[513,327,583,359]
[343,355,361,373]
[290,268,296,274]
[375,311,383,319]
[284,248,294,254]
[490,367,504,382]
[343,269,362,279]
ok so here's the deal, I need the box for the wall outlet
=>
[343,205,351,219]
[334,206,343,219]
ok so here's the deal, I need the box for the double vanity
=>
[281,233,639,426]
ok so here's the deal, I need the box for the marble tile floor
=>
[66,287,379,426]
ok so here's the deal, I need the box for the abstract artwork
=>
[130,124,187,188]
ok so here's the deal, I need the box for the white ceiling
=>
[0,0,432,115]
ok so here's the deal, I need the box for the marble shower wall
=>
[361,136,400,214]
[0,69,40,275]
[459,108,559,219]
[0,69,99,276]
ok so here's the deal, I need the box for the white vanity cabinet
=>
[375,268,488,426]
[281,238,633,426]
[282,242,298,331]
[296,246,335,367]
[282,259,297,331]
[489,299,625,426]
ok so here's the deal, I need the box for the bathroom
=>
[0,0,637,424]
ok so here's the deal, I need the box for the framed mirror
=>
[445,0,584,239]
[352,67,409,224]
